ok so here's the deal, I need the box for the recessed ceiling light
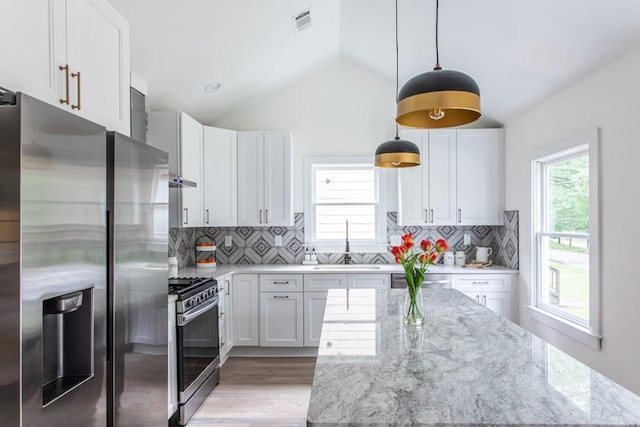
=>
[204,81,222,93]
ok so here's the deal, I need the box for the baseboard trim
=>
[228,347,319,357]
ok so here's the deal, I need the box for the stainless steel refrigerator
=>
[0,93,168,426]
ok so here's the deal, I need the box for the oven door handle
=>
[179,296,219,326]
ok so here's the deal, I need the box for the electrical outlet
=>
[225,235,232,247]
[463,233,471,245]
[390,235,402,246]
[275,235,283,246]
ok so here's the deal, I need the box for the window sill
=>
[527,305,602,350]
[311,243,388,254]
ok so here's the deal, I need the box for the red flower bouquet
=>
[391,233,449,324]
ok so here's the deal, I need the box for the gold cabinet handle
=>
[259,209,263,224]
[183,208,188,225]
[59,65,70,105]
[71,71,81,110]
[206,209,210,224]
[265,209,269,224]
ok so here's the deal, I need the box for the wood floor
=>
[188,357,317,427]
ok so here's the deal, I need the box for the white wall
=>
[505,44,640,394]
[213,59,399,212]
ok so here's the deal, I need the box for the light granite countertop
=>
[174,263,517,280]
[306,289,640,426]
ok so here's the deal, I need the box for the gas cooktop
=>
[168,277,217,299]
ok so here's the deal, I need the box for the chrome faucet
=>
[344,219,352,264]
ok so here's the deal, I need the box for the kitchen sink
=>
[312,264,382,270]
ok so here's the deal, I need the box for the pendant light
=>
[375,0,420,168]
[396,0,481,128]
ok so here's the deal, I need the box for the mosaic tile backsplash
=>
[169,211,519,270]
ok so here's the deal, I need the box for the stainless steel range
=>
[169,277,220,426]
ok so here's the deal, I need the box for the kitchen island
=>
[307,289,640,426]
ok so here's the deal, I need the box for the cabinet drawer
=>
[304,274,348,291]
[259,274,303,292]
[348,274,391,289]
[452,274,512,292]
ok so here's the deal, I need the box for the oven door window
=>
[181,304,219,388]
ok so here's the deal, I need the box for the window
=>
[304,157,387,253]
[530,129,601,348]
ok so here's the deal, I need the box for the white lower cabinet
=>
[222,275,234,360]
[302,273,389,347]
[218,278,227,363]
[304,292,329,347]
[223,271,515,351]
[452,274,515,320]
[232,274,259,346]
[259,292,304,347]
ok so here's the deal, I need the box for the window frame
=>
[304,157,387,253]
[529,129,601,349]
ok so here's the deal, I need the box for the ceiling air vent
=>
[292,8,312,33]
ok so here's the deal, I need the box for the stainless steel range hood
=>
[169,173,197,188]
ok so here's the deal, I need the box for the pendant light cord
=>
[395,0,400,138]
[434,0,441,70]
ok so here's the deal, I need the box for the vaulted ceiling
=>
[109,0,640,126]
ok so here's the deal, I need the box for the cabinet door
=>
[263,131,292,226]
[237,132,265,226]
[232,274,259,346]
[0,0,66,107]
[456,129,503,225]
[218,289,226,362]
[179,113,203,227]
[66,0,130,134]
[428,130,457,225]
[224,276,234,352]
[347,274,390,289]
[259,292,303,347]
[398,131,428,226]
[482,292,512,319]
[203,126,237,226]
[458,290,512,320]
[304,291,327,347]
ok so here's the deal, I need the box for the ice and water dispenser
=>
[41,287,94,406]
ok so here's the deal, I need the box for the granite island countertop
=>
[306,289,640,426]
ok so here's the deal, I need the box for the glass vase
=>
[403,286,424,326]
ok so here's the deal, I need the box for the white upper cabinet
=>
[398,129,503,226]
[148,111,203,227]
[179,113,204,227]
[0,0,66,107]
[456,129,504,225]
[237,131,292,226]
[398,129,457,226]
[203,127,238,226]
[0,0,130,134]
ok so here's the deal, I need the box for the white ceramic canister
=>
[455,251,466,266]
[443,251,455,265]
